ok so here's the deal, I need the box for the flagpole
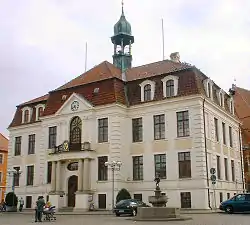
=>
[161,18,165,60]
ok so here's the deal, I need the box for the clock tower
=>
[111,1,134,80]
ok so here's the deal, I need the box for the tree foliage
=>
[116,188,131,203]
[5,192,18,206]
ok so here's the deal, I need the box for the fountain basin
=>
[148,195,168,206]
[135,207,192,221]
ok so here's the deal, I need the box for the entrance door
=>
[98,194,106,209]
[68,175,78,207]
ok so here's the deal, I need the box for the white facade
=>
[7,93,244,210]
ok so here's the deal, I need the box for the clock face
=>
[71,101,79,111]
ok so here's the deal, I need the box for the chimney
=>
[170,52,180,63]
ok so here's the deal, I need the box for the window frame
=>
[98,156,108,181]
[177,111,190,137]
[222,122,226,145]
[153,115,165,140]
[14,136,22,156]
[133,156,143,181]
[48,126,57,149]
[166,80,174,97]
[154,154,166,179]
[178,152,191,178]
[132,118,143,142]
[214,118,219,142]
[229,126,233,148]
[144,84,152,101]
[224,158,228,181]
[98,118,108,143]
[26,165,34,186]
[28,134,35,155]
[217,155,221,179]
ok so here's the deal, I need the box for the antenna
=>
[85,42,88,72]
[161,18,165,60]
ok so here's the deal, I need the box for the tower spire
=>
[122,0,124,15]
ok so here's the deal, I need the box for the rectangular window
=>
[0,172,2,183]
[214,118,219,142]
[48,126,57,149]
[47,162,52,184]
[154,115,165,140]
[178,152,191,178]
[227,193,230,199]
[26,196,32,208]
[98,118,108,143]
[180,192,191,208]
[28,134,35,154]
[219,192,223,203]
[224,158,228,180]
[222,122,226,145]
[26,165,34,186]
[0,154,3,164]
[132,118,143,142]
[14,136,22,156]
[134,194,142,201]
[98,156,108,181]
[217,156,221,179]
[177,111,189,137]
[133,156,143,180]
[229,126,233,147]
[154,154,166,179]
[13,166,20,186]
[231,160,235,182]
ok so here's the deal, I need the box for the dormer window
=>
[144,84,151,101]
[139,80,155,102]
[24,110,29,123]
[228,98,234,115]
[21,106,32,124]
[35,104,45,121]
[203,78,213,99]
[217,90,225,108]
[161,75,179,98]
[166,80,174,97]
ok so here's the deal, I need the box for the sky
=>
[0,0,250,137]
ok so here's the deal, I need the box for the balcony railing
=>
[49,141,93,155]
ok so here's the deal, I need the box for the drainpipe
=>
[238,123,245,192]
[202,98,212,209]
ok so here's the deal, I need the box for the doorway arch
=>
[67,175,78,207]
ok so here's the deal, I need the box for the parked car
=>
[113,199,149,216]
[219,193,250,214]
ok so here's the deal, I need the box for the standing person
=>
[19,197,24,212]
[35,196,45,222]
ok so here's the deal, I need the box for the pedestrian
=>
[35,196,45,222]
[19,197,24,212]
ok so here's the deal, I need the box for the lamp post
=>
[104,160,122,210]
[8,168,22,206]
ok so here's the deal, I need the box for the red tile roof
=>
[55,61,122,91]
[19,94,49,106]
[8,59,232,128]
[0,133,8,152]
[234,86,250,146]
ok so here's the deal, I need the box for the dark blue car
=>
[219,193,250,214]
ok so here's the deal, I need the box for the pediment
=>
[55,93,93,116]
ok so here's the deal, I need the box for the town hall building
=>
[7,5,244,210]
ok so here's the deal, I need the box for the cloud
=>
[0,0,250,136]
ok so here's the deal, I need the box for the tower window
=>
[144,84,151,101]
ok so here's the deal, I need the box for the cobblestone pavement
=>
[1,213,250,225]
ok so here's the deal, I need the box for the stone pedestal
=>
[49,193,64,209]
[74,192,89,211]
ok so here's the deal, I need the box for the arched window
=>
[144,84,151,101]
[69,116,82,150]
[166,80,174,97]
[24,110,30,123]
[38,107,43,119]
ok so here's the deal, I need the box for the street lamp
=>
[8,168,22,206]
[104,161,122,210]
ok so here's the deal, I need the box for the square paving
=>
[1,213,250,225]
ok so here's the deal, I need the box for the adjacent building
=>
[7,5,244,210]
[0,133,8,202]
[233,86,250,192]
